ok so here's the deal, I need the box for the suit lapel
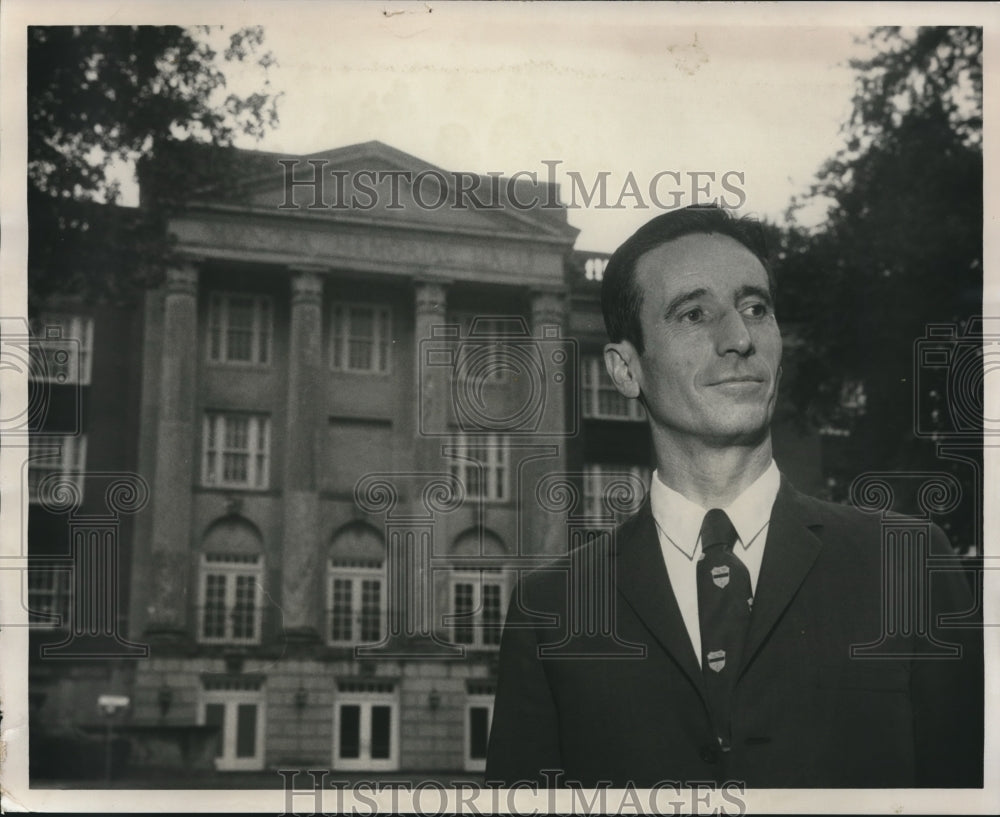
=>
[614,480,825,688]
[614,501,704,691]
[739,479,825,674]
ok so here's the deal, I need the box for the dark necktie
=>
[697,508,752,748]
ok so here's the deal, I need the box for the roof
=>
[138,138,579,245]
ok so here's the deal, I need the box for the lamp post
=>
[97,694,130,784]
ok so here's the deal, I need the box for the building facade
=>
[26,141,821,782]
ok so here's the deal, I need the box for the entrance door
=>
[333,683,399,771]
[199,684,265,771]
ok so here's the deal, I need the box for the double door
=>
[333,689,398,771]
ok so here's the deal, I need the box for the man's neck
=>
[652,432,774,509]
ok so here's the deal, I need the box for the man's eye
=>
[742,302,770,318]
[680,307,704,323]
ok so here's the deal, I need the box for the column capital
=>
[290,269,324,306]
[414,278,449,317]
[165,263,199,297]
[289,262,329,275]
[530,286,568,330]
[530,284,569,300]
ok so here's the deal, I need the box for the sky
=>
[180,4,870,251]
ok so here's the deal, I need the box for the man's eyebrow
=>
[662,284,773,318]
[736,284,774,307]
[663,288,708,319]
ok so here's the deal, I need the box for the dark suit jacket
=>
[485,479,983,788]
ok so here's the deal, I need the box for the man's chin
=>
[704,414,773,448]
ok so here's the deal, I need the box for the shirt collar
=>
[649,460,780,560]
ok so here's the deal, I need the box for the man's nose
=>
[714,309,753,356]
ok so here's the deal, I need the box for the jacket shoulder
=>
[783,481,958,555]
[512,522,625,604]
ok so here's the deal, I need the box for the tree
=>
[27,25,281,305]
[777,27,982,549]
[847,26,981,150]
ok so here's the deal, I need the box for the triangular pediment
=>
[193,140,577,243]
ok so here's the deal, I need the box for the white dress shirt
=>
[648,460,780,667]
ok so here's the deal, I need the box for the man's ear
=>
[603,341,642,399]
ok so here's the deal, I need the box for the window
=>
[449,434,509,502]
[202,413,270,489]
[28,434,87,504]
[330,302,392,373]
[333,681,399,771]
[465,682,496,771]
[207,293,272,365]
[327,559,385,646]
[199,678,266,771]
[198,553,263,644]
[583,464,650,518]
[581,355,645,421]
[451,315,519,384]
[30,313,94,385]
[450,570,507,649]
[26,565,72,627]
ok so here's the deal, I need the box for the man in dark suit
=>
[486,205,982,788]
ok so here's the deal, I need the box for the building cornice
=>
[173,201,579,249]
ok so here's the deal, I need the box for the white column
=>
[280,268,324,641]
[146,262,199,637]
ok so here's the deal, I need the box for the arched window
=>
[327,523,386,646]
[197,517,264,645]
[449,529,508,650]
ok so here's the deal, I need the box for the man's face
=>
[621,233,782,447]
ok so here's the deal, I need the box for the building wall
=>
[112,144,579,779]
[27,299,145,755]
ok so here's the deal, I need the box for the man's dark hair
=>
[601,204,773,354]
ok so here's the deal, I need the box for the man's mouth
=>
[708,376,766,386]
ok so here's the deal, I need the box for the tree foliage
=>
[846,26,982,149]
[28,25,280,305]
[776,27,982,546]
